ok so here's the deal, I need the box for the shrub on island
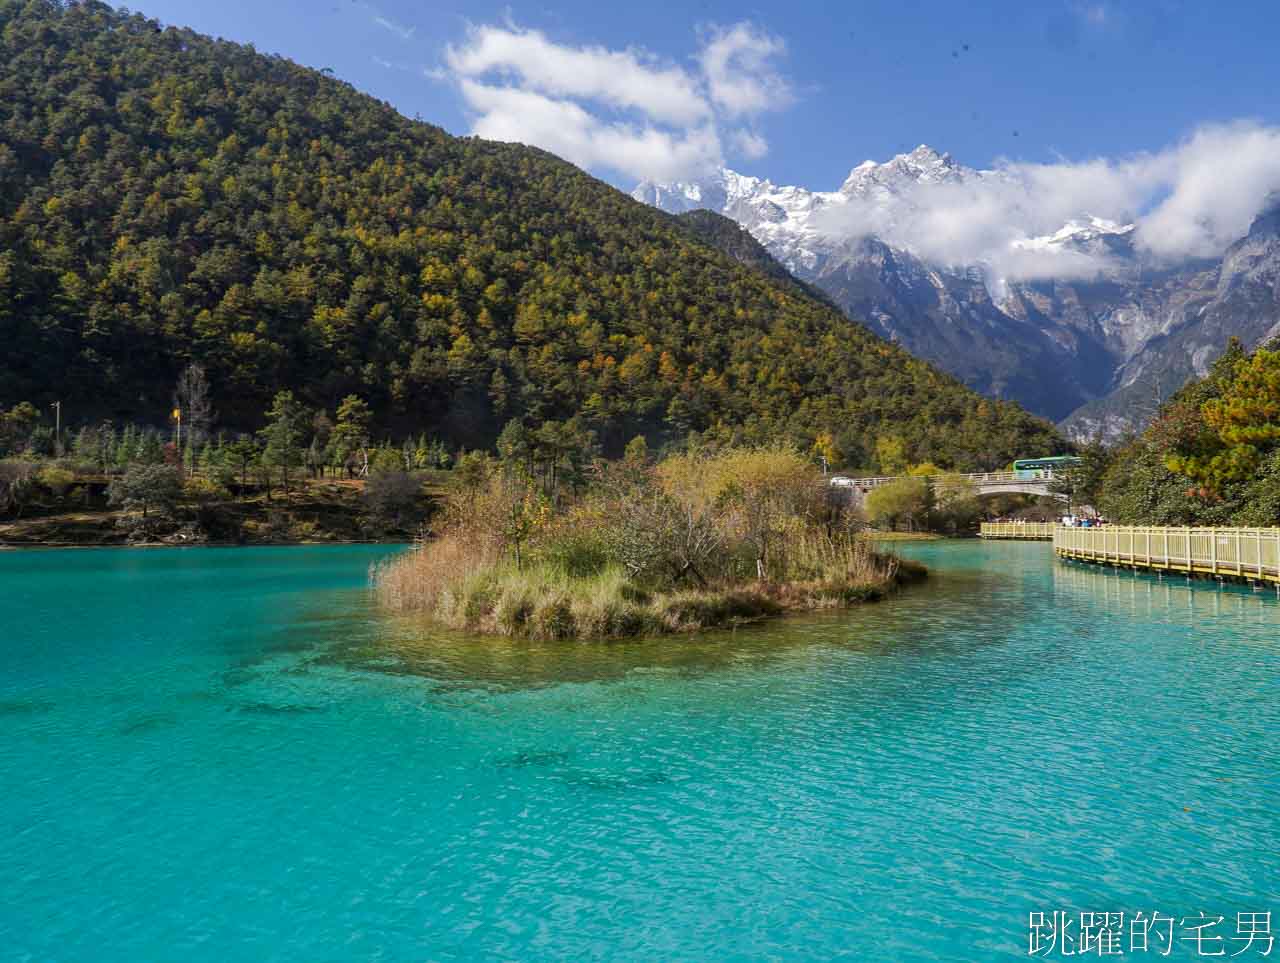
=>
[375,445,926,640]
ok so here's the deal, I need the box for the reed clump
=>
[374,446,924,640]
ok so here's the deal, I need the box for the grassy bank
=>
[0,476,438,547]
[375,446,927,641]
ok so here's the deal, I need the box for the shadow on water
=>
[493,748,574,769]
[233,701,327,716]
[118,711,180,735]
[563,770,674,792]
[0,699,57,717]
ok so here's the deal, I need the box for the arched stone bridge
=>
[830,470,1065,503]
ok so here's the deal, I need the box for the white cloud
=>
[1137,123,1280,260]
[442,21,792,181]
[699,23,792,117]
[732,129,769,160]
[814,122,1280,280]
[446,25,710,127]
[373,15,415,41]
[458,80,722,183]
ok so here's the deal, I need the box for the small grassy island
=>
[376,444,926,640]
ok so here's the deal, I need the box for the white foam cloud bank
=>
[814,122,1280,280]
[444,22,790,183]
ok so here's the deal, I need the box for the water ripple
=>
[1,541,1277,960]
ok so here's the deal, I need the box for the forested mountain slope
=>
[672,210,838,309]
[0,0,1060,468]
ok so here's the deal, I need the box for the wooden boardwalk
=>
[980,522,1055,540]
[1054,525,1280,585]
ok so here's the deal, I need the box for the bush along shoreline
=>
[375,442,927,641]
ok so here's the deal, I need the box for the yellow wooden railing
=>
[1054,525,1280,583]
[980,522,1056,539]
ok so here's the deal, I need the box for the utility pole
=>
[50,400,61,456]
[172,406,182,478]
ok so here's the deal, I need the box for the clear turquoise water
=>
[1,541,1276,961]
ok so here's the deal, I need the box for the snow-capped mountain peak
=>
[838,144,969,196]
[1012,216,1137,256]
[630,144,1280,439]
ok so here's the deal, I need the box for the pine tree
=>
[259,391,309,495]
[329,395,372,478]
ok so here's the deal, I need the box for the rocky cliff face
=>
[635,148,1280,437]
[1062,206,1280,437]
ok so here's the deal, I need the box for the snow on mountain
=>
[631,145,1279,436]
[634,145,1135,280]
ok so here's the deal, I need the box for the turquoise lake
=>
[2,541,1276,960]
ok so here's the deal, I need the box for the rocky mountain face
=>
[1062,207,1280,438]
[634,147,1280,437]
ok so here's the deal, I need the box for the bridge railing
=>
[1055,525,1280,581]
[980,522,1056,539]
[832,469,1055,490]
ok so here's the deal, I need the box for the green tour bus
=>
[1012,455,1082,474]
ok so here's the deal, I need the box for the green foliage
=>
[107,464,182,530]
[1096,339,1280,525]
[1234,450,1280,527]
[368,445,404,475]
[259,390,308,492]
[1167,346,1280,490]
[36,465,75,496]
[451,451,494,501]
[376,445,920,639]
[1047,441,1112,511]
[623,435,649,463]
[875,436,909,475]
[223,438,260,489]
[0,402,39,456]
[0,459,36,514]
[0,0,1059,467]
[329,395,372,474]
[865,477,930,530]
[183,475,229,503]
[930,474,982,534]
[495,419,533,474]
[363,469,424,531]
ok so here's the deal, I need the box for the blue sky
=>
[117,0,1280,193]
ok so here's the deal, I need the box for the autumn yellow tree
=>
[1168,348,1280,491]
[661,446,823,579]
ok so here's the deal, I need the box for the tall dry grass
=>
[373,446,926,640]
[375,527,917,640]
[374,532,499,614]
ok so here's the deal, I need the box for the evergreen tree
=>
[329,396,372,478]
[225,438,260,491]
[259,391,308,495]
